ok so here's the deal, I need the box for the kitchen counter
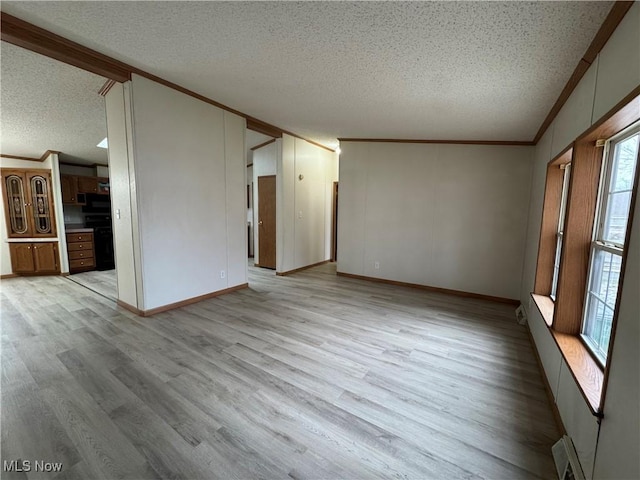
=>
[65,227,93,233]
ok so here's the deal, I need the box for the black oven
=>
[84,215,115,270]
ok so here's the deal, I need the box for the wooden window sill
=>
[530,293,603,416]
[531,293,554,327]
[552,332,603,416]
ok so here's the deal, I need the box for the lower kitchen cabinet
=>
[9,242,59,274]
[66,231,95,273]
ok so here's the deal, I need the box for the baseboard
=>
[336,271,519,305]
[121,283,250,317]
[526,326,567,435]
[276,260,330,276]
[61,272,70,277]
[117,300,144,316]
[1,271,61,279]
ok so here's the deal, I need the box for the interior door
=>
[258,175,276,269]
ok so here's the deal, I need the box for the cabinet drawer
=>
[68,250,94,260]
[70,258,95,269]
[66,233,93,243]
[67,242,92,251]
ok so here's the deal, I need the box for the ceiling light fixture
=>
[97,137,108,149]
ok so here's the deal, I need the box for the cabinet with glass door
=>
[2,169,57,238]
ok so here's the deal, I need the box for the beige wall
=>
[105,82,140,308]
[337,142,533,300]
[277,134,337,273]
[106,74,247,311]
[520,3,640,478]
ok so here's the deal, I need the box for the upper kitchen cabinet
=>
[62,175,110,203]
[61,174,85,204]
[2,169,57,238]
[77,175,99,194]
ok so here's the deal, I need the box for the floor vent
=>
[515,304,527,325]
[552,435,585,480]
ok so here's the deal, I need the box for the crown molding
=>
[1,12,335,152]
[338,138,534,146]
[532,1,635,143]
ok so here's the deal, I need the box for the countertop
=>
[65,227,93,233]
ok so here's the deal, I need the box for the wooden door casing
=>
[258,175,277,269]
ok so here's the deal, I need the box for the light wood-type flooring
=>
[1,262,558,479]
[66,269,117,301]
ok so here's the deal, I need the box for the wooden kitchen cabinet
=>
[2,169,57,238]
[9,242,59,274]
[77,176,99,194]
[61,175,86,204]
[66,231,95,273]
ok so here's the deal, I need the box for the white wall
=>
[520,3,640,478]
[104,82,139,308]
[338,142,533,300]
[593,192,640,479]
[128,74,247,311]
[0,153,67,275]
[252,141,278,266]
[277,134,337,273]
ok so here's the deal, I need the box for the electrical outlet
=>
[220,270,226,279]
[374,261,380,269]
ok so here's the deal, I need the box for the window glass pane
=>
[551,234,563,299]
[583,248,622,363]
[603,191,632,244]
[602,133,638,245]
[610,133,639,192]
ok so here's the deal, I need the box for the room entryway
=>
[257,175,276,269]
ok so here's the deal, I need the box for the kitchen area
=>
[59,163,116,298]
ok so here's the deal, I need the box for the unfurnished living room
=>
[0,1,639,479]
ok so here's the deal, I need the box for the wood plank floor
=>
[1,262,558,479]
[66,269,117,301]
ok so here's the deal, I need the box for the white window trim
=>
[551,163,571,301]
[581,122,640,365]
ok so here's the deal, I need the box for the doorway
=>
[331,181,339,262]
[257,175,276,269]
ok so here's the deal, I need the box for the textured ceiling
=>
[0,42,108,164]
[2,1,613,147]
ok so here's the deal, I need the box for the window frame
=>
[531,90,640,416]
[580,123,640,367]
[551,163,571,301]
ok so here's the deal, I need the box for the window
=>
[551,163,571,300]
[582,124,640,365]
